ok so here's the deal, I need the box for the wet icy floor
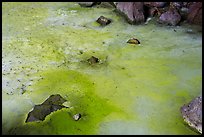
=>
[2,2,202,135]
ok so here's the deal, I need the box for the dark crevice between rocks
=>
[143,5,150,21]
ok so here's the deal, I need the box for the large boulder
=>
[187,2,202,25]
[116,2,145,24]
[158,7,181,26]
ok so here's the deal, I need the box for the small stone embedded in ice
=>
[96,16,111,26]
[127,38,140,45]
[73,113,81,121]
[87,56,99,64]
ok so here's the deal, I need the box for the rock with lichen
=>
[180,96,202,134]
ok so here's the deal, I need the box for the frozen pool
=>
[2,2,202,135]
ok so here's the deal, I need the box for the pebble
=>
[127,38,140,44]
[73,113,81,121]
[96,16,111,26]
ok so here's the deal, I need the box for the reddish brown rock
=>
[116,2,145,24]
[158,8,181,26]
[144,2,167,8]
[187,2,202,25]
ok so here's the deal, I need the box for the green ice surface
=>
[2,2,202,135]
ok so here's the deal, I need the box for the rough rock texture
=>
[179,7,189,20]
[171,2,183,9]
[87,56,99,64]
[77,2,202,26]
[127,38,140,44]
[99,2,116,8]
[25,94,68,122]
[144,2,167,8]
[180,96,202,134]
[116,2,145,24]
[158,8,181,26]
[78,2,100,7]
[96,16,111,26]
[187,2,202,25]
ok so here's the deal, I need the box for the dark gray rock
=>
[78,2,94,7]
[78,2,100,7]
[25,94,68,123]
[87,56,99,64]
[158,8,181,26]
[179,7,189,20]
[43,94,67,105]
[116,2,145,24]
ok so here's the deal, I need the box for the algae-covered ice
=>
[2,2,202,135]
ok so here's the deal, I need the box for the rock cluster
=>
[79,2,202,26]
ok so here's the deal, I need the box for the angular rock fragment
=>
[78,2,100,7]
[87,56,99,64]
[180,96,202,134]
[25,94,68,123]
[116,2,145,24]
[96,16,111,26]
